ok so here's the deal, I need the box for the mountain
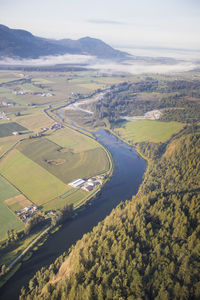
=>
[0,24,130,60]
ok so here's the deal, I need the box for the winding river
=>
[0,129,146,300]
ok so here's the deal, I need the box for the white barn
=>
[69,179,85,188]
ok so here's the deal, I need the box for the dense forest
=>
[90,78,200,124]
[20,129,200,299]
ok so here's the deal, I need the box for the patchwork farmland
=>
[0,123,109,239]
[0,69,119,241]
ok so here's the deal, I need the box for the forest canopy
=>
[20,129,200,300]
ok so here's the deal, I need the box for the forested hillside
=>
[91,79,200,124]
[20,132,200,300]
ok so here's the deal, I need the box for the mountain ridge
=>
[0,24,130,60]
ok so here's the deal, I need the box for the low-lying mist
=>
[89,61,198,74]
[0,54,96,66]
[0,49,199,74]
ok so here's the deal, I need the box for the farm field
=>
[114,120,184,143]
[0,122,28,137]
[4,194,32,212]
[69,73,125,90]
[0,149,69,205]
[43,189,88,211]
[17,137,109,183]
[0,135,23,157]
[0,175,24,240]
[48,127,99,152]
[13,109,54,132]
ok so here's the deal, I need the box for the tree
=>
[1,264,6,275]
[51,216,57,227]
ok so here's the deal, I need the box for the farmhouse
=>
[69,178,85,188]
[15,206,38,221]
[51,123,62,130]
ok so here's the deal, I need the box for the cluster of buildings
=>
[0,111,10,120]
[13,90,28,95]
[69,176,103,192]
[13,90,53,97]
[0,101,14,107]
[39,92,53,97]
[15,205,38,223]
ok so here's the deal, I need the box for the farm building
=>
[69,178,85,188]
[82,185,93,192]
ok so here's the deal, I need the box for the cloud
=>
[86,19,128,25]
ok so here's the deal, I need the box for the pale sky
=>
[1,0,200,50]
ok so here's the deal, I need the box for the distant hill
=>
[0,24,130,60]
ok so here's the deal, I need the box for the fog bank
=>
[0,51,199,75]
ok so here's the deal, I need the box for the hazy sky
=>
[1,0,200,50]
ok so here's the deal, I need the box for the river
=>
[0,129,146,300]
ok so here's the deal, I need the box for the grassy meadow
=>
[114,120,184,144]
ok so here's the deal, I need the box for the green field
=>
[17,137,109,183]
[114,120,184,143]
[43,189,88,210]
[0,149,69,205]
[0,122,27,138]
[0,175,24,240]
[48,127,99,152]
